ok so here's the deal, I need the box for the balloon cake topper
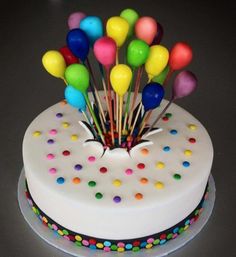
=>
[42,8,197,152]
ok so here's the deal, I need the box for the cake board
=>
[18,168,216,257]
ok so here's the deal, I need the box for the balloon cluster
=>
[42,9,197,150]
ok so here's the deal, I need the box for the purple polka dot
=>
[74,164,83,170]
[56,113,63,118]
[113,196,121,203]
[47,139,54,144]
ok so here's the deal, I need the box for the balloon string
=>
[82,110,97,136]
[106,68,115,145]
[146,97,174,134]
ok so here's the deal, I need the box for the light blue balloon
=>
[80,16,103,46]
[64,85,86,111]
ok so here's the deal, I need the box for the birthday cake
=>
[22,9,214,253]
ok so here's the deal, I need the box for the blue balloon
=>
[65,85,86,111]
[80,16,103,46]
[67,29,89,62]
[142,82,165,112]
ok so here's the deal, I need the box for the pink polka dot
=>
[82,239,89,246]
[125,168,133,175]
[190,218,195,224]
[49,129,57,135]
[47,153,55,160]
[88,156,96,162]
[52,224,58,230]
[117,242,125,248]
[104,247,111,252]
[64,235,70,241]
[172,233,178,239]
[49,168,57,174]
[147,238,154,244]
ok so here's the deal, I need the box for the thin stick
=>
[82,110,97,136]
[83,61,97,104]
[83,93,105,144]
[63,78,67,85]
[130,102,142,136]
[106,68,115,145]
[146,97,174,134]
[119,95,123,145]
[116,93,119,132]
[116,49,119,65]
[138,110,152,136]
[163,68,174,86]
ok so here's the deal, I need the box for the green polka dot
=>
[173,173,181,180]
[133,247,140,252]
[63,229,69,235]
[153,239,160,245]
[48,223,53,230]
[165,113,172,118]
[88,181,96,187]
[179,227,184,234]
[111,244,118,251]
[195,209,199,215]
[95,192,103,199]
[167,233,173,239]
[75,241,82,247]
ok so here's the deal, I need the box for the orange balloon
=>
[135,17,157,45]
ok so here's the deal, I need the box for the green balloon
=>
[65,64,89,92]
[127,39,150,68]
[120,8,139,37]
[152,65,170,85]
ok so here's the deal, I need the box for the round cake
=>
[22,92,213,252]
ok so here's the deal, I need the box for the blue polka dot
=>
[173,227,179,233]
[163,146,170,152]
[160,239,167,245]
[57,177,65,184]
[89,245,96,250]
[170,129,178,135]
[140,242,147,248]
[104,241,111,247]
[125,244,133,249]
[185,219,190,226]
[183,161,190,167]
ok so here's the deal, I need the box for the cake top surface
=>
[23,93,213,209]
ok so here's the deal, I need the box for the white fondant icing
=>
[23,92,213,240]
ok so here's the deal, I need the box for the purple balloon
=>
[173,71,198,99]
[68,12,86,30]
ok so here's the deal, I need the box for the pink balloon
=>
[135,17,158,45]
[173,71,198,99]
[93,36,117,69]
[68,12,86,30]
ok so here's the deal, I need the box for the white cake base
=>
[18,168,216,257]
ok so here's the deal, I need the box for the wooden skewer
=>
[119,95,123,145]
[129,102,142,136]
[116,93,119,132]
[138,110,152,136]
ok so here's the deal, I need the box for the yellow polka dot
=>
[156,161,165,169]
[155,181,164,189]
[188,124,197,130]
[62,122,70,128]
[141,148,149,156]
[184,150,192,156]
[71,134,78,141]
[33,131,41,137]
[146,243,153,249]
[42,217,48,223]
[117,247,125,252]
[75,235,82,241]
[57,230,64,236]
[113,179,122,187]
[184,225,189,230]
[96,243,104,249]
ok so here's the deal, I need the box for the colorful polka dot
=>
[183,161,190,167]
[74,164,82,171]
[188,124,197,130]
[140,148,149,155]
[162,116,169,121]
[57,177,65,184]
[47,153,55,160]
[170,129,178,135]
[72,177,81,184]
[189,137,196,143]
[155,181,164,189]
[165,113,172,118]
[60,99,67,105]
[156,161,165,169]
[82,240,89,246]
[117,242,125,248]
[62,150,70,156]
[99,167,107,173]
[49,168,57,174]
[75,235,82,241]
[47,139,54,144]
[125,168,133,175]
[33,131,41,137]
[96,243,104,248]
[104,241,111,247]
[56,113,63,118]
[140,177,148,184]
[62,122,70,128]
[173,173,181,180]
[49,129,57,135]
[135,193,143,200]
[71,134,78,141]
[113,196,121,203]
[113,179,122,187]
[88,156,96,162]
[137,163,145,169]
[88,181,96,187]
[163,146,170,152]
[95,192,103,199]
[184,149,192,156]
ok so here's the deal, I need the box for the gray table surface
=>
[0,0,235,256]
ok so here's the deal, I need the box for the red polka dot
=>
[89,239,96,245]
[133,241,141,246]
[62,150,70,156]
[162,117,169,121]
[137,163,145,169]
[160,234,167,240]
[189,138,196,143]
[99,167,107,173]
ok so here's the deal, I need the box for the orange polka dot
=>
[141,148,149,155]
[135,193,143,200]
[60,99,67,106]
[140,177,148,184]
[72,177,81,184]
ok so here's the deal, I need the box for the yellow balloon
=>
[106,16,129,48]
[145,45,169,80]
[42,50,66,79]
[110,64,132,96]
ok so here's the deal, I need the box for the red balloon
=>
[59,46,79,66]
[169,42,193,71]
[135,17,157,45]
